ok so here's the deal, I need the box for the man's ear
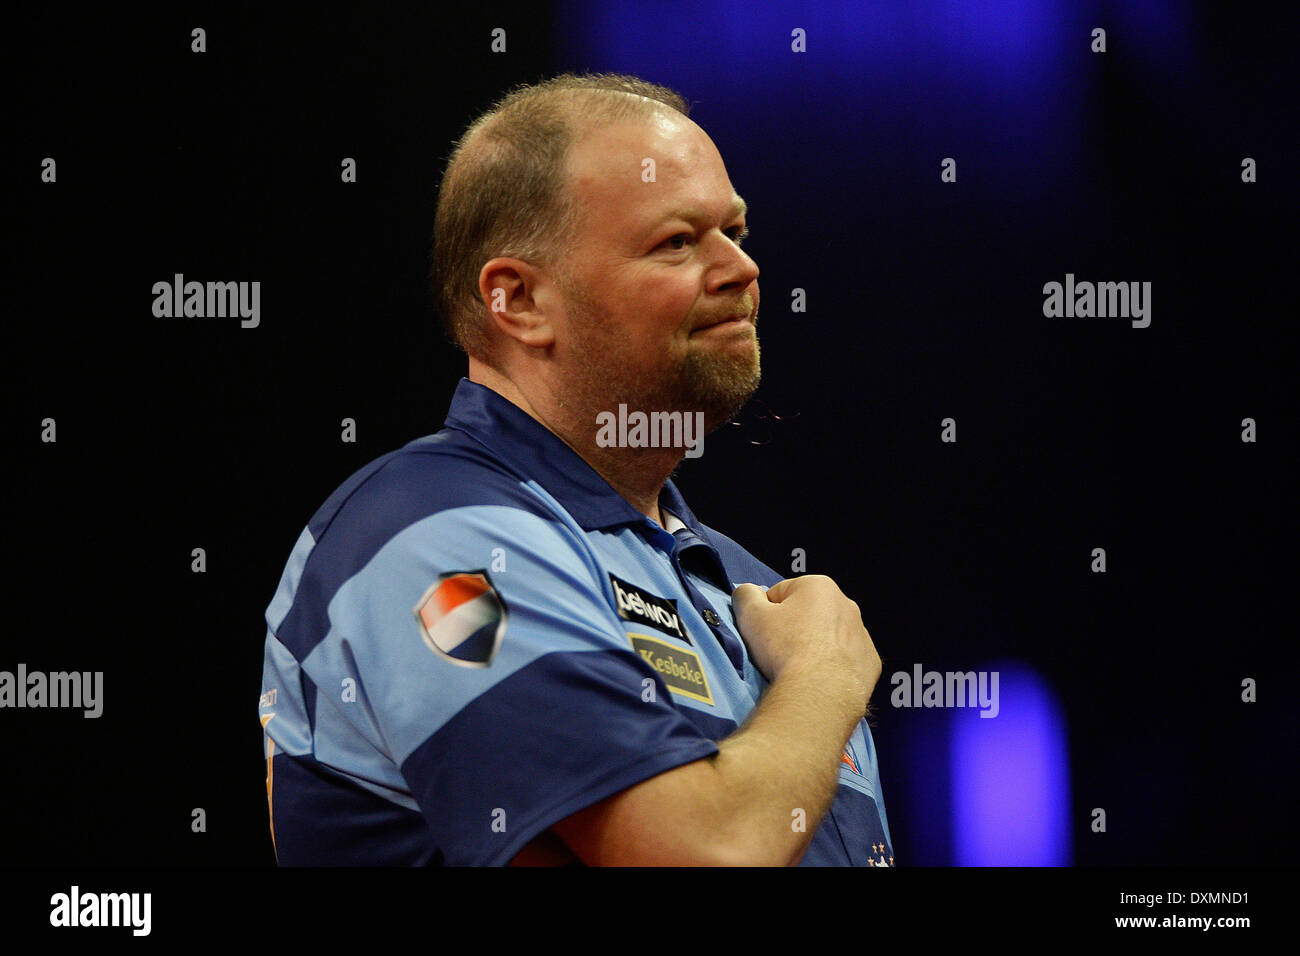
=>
[478,257,556,349]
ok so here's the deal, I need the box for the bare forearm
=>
[702,663,867,865]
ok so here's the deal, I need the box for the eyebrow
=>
[649,195,748,229]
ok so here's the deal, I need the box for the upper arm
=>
[549,752,745,866]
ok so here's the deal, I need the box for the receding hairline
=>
[454,88,694,233]
[565,122,749,242]
[466,86,689,156]
[465,89,712,254]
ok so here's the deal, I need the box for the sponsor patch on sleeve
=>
[627,633,714,706]
[413,570,507,667]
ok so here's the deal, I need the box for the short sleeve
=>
[318,497,720,866]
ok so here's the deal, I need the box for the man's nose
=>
[710,237,759,293]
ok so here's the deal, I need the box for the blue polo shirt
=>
[258,378,895,866]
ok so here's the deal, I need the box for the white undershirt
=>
[661,508,687,534]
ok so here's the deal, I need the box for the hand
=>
[731,575,882,712]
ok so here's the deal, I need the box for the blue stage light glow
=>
[949,660,1072,865]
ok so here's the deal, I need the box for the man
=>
[258,72,895,866]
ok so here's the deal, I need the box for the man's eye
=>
[660,228,749,251]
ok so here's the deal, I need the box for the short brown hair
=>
[430,72,692,360]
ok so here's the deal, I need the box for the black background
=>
[6,1,1295,869]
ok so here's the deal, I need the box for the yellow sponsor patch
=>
[627,632,714,706]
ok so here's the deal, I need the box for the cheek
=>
[626,303,692,345]
[620,318,682,367]
[664,293,702,340]
[605,274,697,351]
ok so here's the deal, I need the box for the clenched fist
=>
[731,575,882,716]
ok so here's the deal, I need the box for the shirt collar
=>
[441,377,710,537]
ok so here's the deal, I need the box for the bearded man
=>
[258,72,894,867]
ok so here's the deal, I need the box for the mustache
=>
[693,298,757,331]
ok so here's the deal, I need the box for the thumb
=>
[762,577,800,603]
[730,582,767,615]
[730,582,775,632]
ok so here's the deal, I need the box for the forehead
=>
[564,113,741,230]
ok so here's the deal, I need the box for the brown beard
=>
[667,329,762,432]
[558,272,761,435]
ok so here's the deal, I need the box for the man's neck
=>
[468,362,681,528]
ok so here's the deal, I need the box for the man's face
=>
[550,110,761,434]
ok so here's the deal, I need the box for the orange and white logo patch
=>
[413,570,507,667]
[840,741,862,776]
